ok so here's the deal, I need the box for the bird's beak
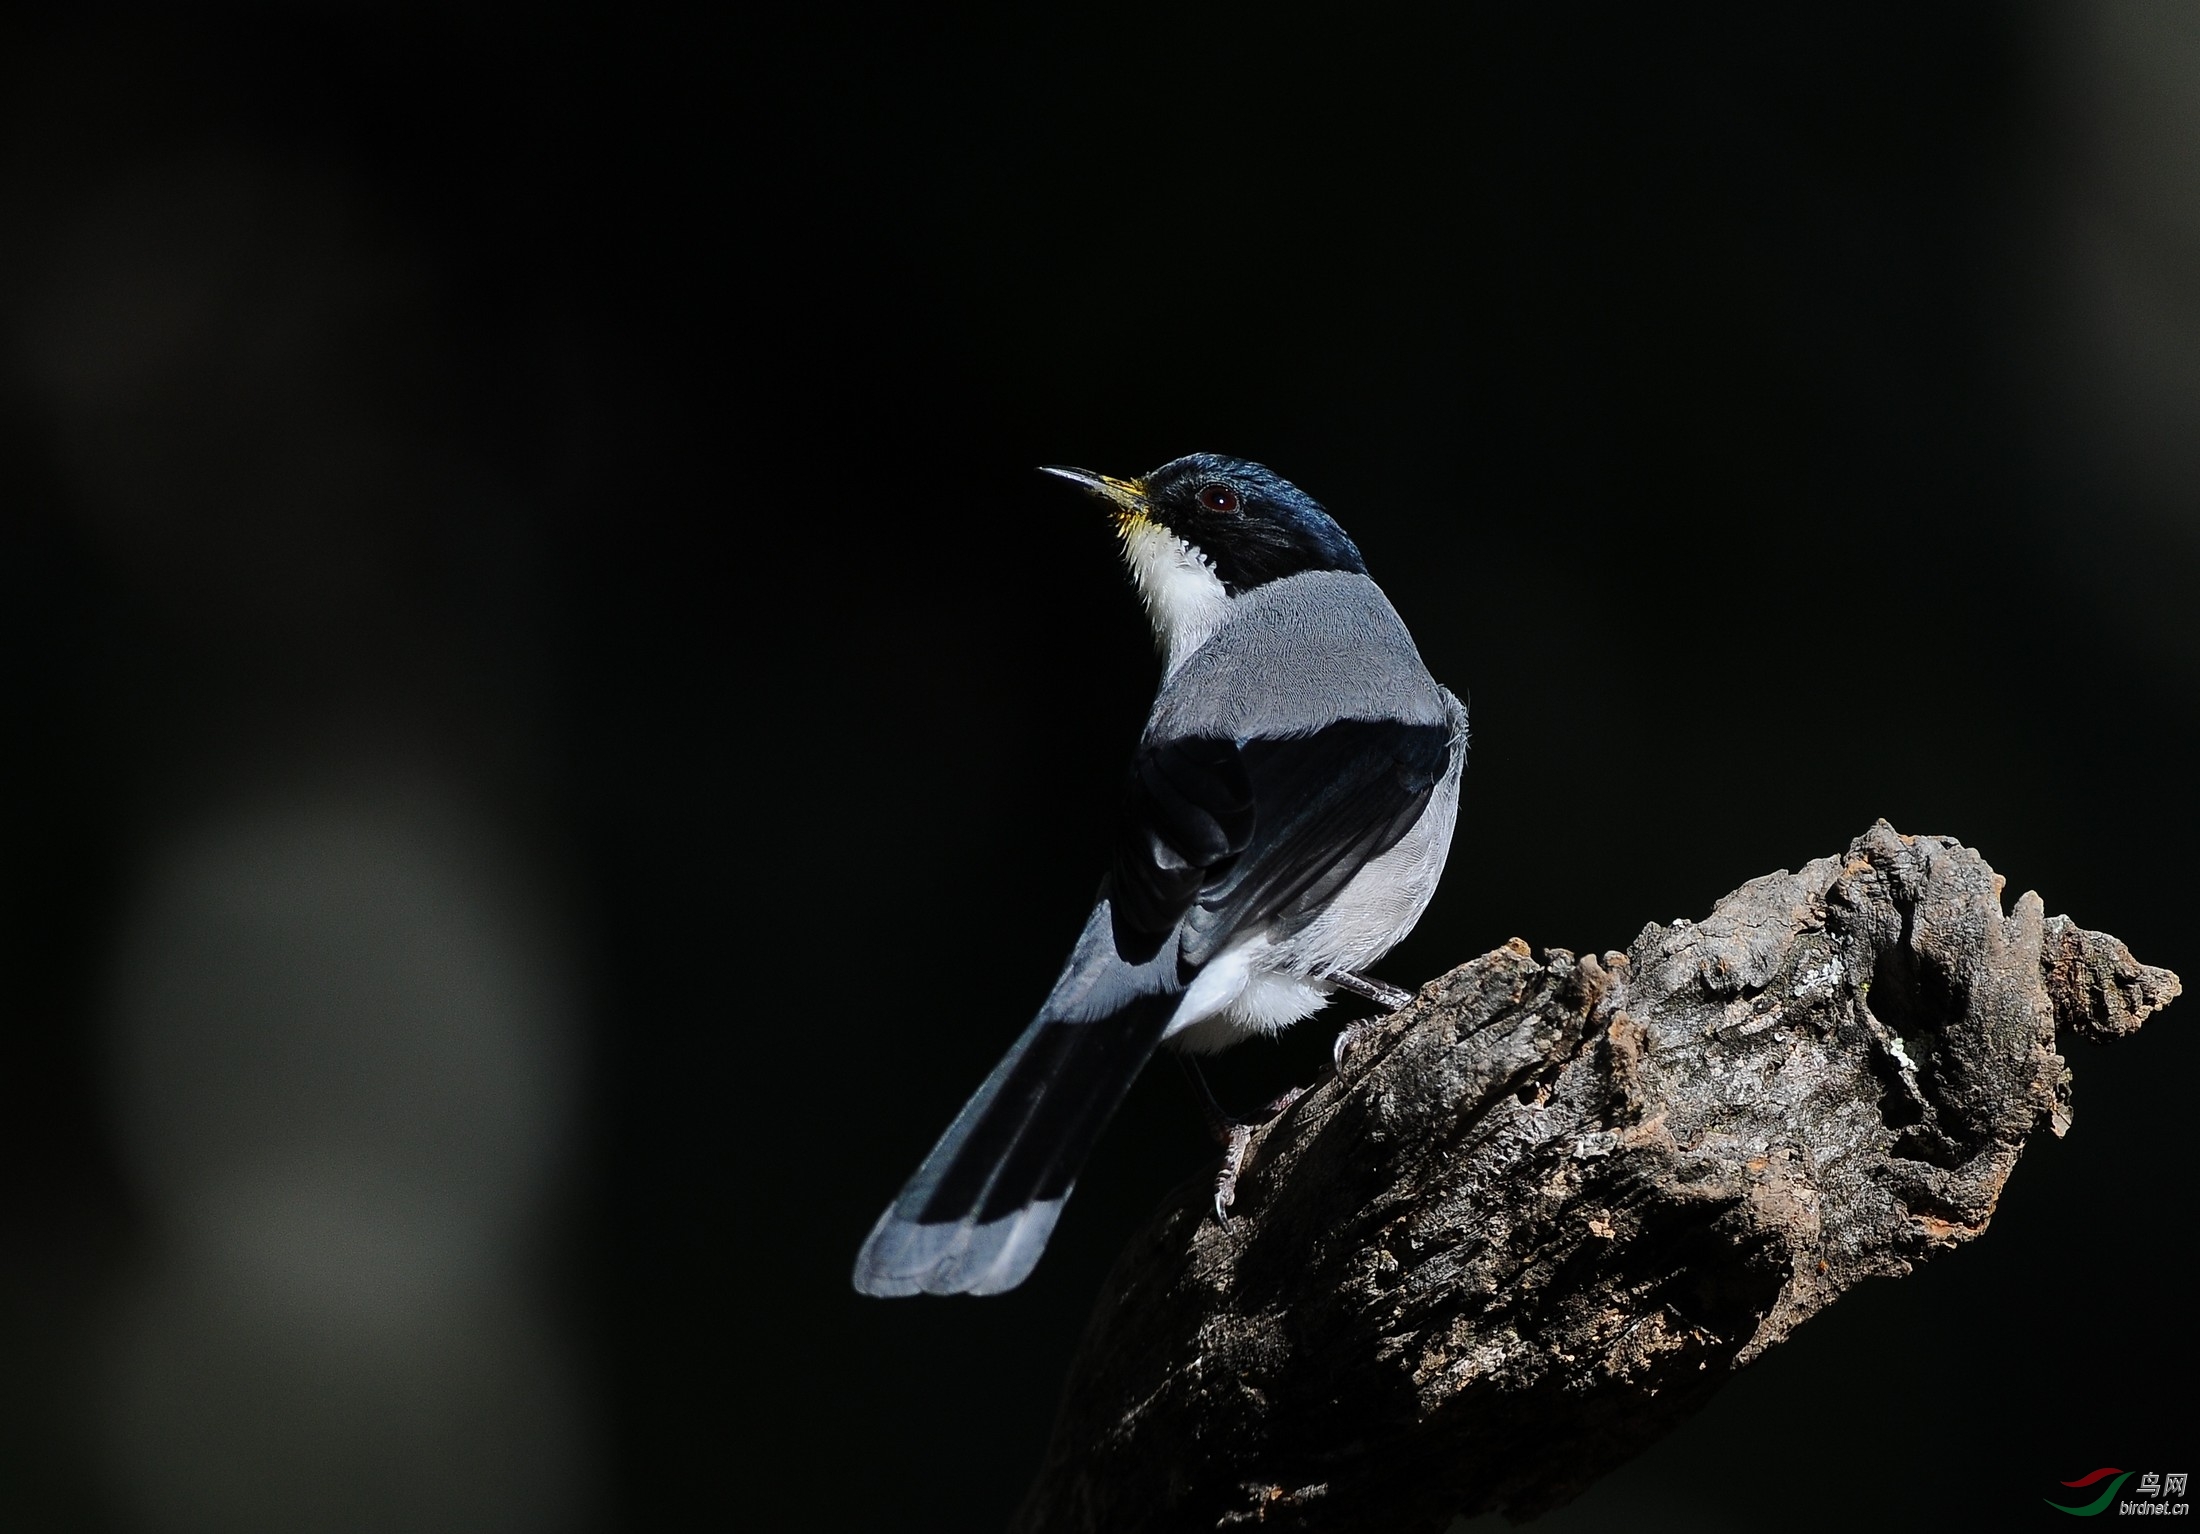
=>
[1039,465,1148,515]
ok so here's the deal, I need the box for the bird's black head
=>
[1042,452,1368,595]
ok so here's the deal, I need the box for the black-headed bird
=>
[854,453,1467,1296]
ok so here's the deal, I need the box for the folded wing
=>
[1111,716,1454,971]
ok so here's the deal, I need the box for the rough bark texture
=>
[1013,823,2181,1533]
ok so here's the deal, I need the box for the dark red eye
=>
[1198,483,1240,513]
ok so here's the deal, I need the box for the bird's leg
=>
[1177,1055,1304,1224]
[1329,970,1418,1069]
[1330,970,1415,1009]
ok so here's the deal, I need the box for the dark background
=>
[2,5,2193,1531]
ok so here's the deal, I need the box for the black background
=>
[3,5,2194,1531]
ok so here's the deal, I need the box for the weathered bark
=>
[1014,823,2180,1533]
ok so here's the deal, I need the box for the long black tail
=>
[853,922,1179,1296]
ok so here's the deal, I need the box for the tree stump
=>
[1014,823,2180,1532]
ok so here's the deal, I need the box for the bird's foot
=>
[1329,971,1418,1069]
[1211,1085,1305,1223]
[1213,1122,1254,1222]
[1332,1014,1385,1071]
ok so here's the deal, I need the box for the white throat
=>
[1118,517,1233,677]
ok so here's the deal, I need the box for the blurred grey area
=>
[1,33,596,1534]
[2032,0,2200,658]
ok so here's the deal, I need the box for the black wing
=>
[1107,734,1254,961]
[1107,717,1452,967]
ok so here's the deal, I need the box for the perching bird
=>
[852,453,1468,1297]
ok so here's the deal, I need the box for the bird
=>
[852,452,1468,1297]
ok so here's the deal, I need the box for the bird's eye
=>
[1198,483,1240,513]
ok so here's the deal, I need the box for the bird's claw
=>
[1213,1123,1254,1222]
[1209,1086,1304,1223]
[1332,1014,1392,1071]
[1329,971,1418,1071]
